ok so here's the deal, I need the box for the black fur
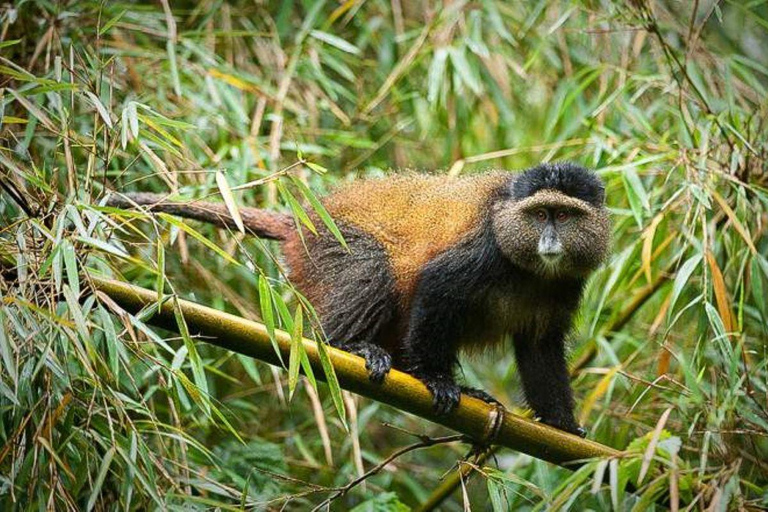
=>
[400,219,509,414]
[512,162,605,207]
[300,222,398,382]
[513,326,584,436]
[398,213,587,434]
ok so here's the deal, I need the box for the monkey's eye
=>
[555,210,569,222]
[536,209,547,222]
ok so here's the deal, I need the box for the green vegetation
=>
[1,1,767,510]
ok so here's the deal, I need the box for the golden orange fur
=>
[321,172,509,298]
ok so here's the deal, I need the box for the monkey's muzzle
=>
[537,225,563,263]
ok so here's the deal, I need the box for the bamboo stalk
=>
[90,275,621,468]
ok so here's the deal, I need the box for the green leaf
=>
[84,91,113,128]
[427,48,448,104]
[449,46,482,95]
[487,477,507,511]
[99,9,126,35]
[0,39,22,50]
[160,214,240,265]
[259,275,284,366]
[291,176,346,248]
[86,447,115,511]
[310,30,360,55]
[155,237,165,311]
[305,161,327,174]
[622,168,649,226]
[278,182,317,235]
[669,253,703,317]
[0,310,17,385]
[287,306,303,400]
[215,170,245,233]
[62,238,79,297]
[173,297,211,415]
[316,339,346,429]
[167,39,182,97]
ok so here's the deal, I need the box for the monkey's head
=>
[492,163,610,279]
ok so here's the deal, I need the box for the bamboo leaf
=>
[7,88,57,131]
[291,176,346,248]
[166,39,182,97]
[0,310,17,385]
[86,447,116,511]
[84,90,113,128]
[310,30,360,55]
[706,250,734,333]
[287,306,303,400]
[638,408,672,484]
[316,338,347,429]
[173,297,211,415]
[579,365,620,425]
[159,214,240,265]
[668,253,703,317]
[641,213,663,285]
[62,238,79,297]
[215,170,245,233]
[449,46,483,95]
[259,275,283,366]
[711,189,757,254]
[278,182,317,235]
[99,9,126,35]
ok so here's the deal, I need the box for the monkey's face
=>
[492,189,610,279]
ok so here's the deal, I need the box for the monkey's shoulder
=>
[321,171,512,294]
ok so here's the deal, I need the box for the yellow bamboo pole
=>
[90,275,621,468]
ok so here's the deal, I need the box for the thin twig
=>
[312,434,467,511]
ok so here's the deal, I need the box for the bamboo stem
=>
[90,275,621,468]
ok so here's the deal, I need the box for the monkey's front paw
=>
[423,377,461,415]
[460,386,505,407]
[345,343,392,384]
[365,351,393,384]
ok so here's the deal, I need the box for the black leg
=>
[398,221,508,416]
[513,330,585,437]
[401,284,467,415]
[401,315,462,415]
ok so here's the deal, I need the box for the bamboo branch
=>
[89,275,621,468]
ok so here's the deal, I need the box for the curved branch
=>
[90,275,621,468]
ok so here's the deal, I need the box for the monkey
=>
[107,162,610,437]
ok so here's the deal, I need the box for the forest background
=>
[1,0,767,510]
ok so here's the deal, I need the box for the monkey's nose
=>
[538,236,563,260]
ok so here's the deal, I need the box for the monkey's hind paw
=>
[344,343,392,384]
[460,387,505,408]
[422,377,461,415]
[539,417,588,438]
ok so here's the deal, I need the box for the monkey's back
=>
[319,172,509,296]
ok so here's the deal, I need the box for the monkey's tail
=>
[106,192,294,241]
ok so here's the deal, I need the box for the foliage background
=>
[1,0,767,509]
